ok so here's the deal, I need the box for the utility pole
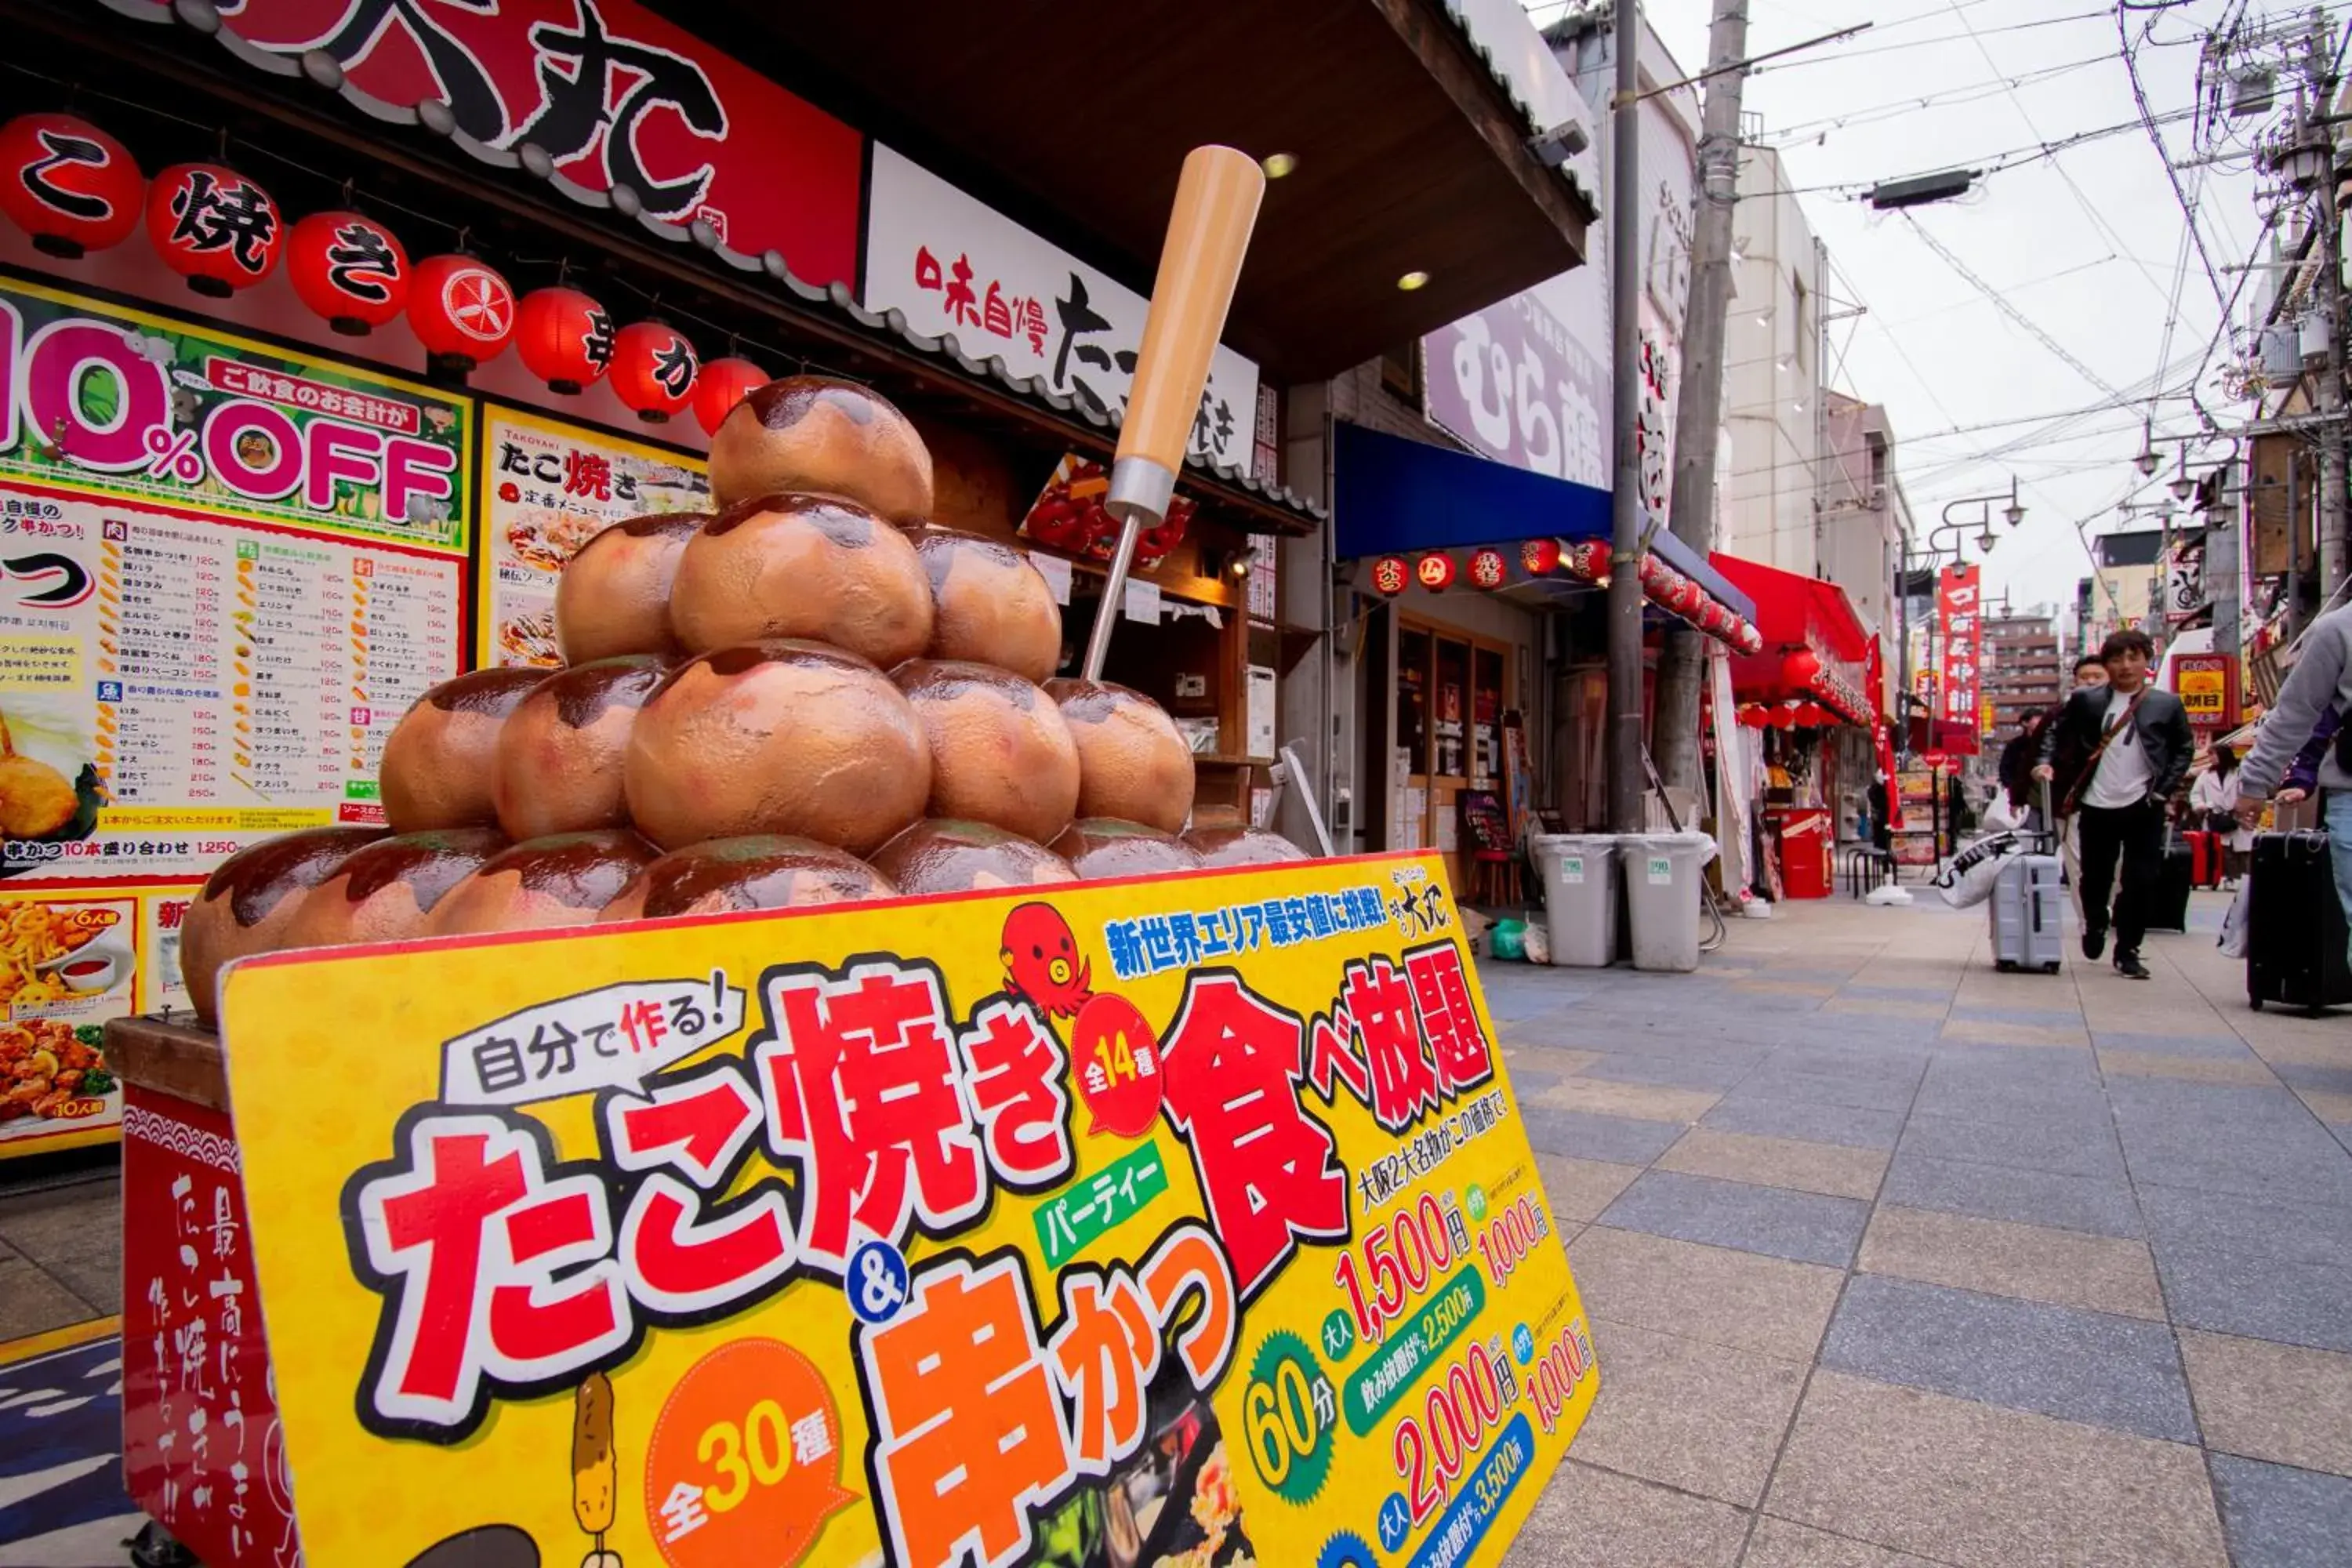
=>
[1606,0,1646,832]
[1653,0,1750,800]
[2299,16,2349,598]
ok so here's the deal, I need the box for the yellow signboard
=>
[220,853,1595,1568]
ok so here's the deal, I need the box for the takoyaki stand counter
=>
[107,854,1598,1568]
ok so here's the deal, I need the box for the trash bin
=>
[1622,832,1716,972]
[1531,833,1621,967]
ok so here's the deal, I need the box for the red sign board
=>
[1936,564,1983,756]
[2171,652,2240,734]
[209,2,865,285]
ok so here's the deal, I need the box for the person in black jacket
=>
[2034,629,2194,979]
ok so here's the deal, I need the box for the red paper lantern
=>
[1782,648,1823,691]
[1737,705,1770,728]
[1468,547,1508,590]
[1670,579,1706,616]
[147,163,282,296]
[285,211,408,336]
[1414,551,1456,591]
[694,355,768,437]
[1736,622,1765,656]
[1521,538,1562,576]
[610,321,698,423]
[1636,554,1672,591]
[1371,556,1409,597]
[0,114,142,258]
[408,253,516,373]
[1769,703,1799,729]
[1564,540,1613,584]
[514,285,612,395]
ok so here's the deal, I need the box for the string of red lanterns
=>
[1371,536,1768,657]
[0,110,763,437]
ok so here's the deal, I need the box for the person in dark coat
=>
[2034,629,2195,979]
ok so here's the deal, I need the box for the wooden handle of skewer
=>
[1115,146,1265,477]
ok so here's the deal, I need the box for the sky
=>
[1523,0,2303,615]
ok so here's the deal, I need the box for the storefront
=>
[1333,422,1757,891]
[1710,554,1879,898]
[22,3,1626,1566]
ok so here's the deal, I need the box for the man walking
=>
[2234,601,2352,939]
[2035,630,2194,979]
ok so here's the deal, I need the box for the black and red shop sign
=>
[198,1,865,285]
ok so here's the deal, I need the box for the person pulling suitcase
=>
[2034,630,2195,980]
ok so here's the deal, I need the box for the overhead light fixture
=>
[2169,453,2194,503]
[2004,479,2025,528]
[1867,168,1981,211]
[1730,243,1748,263]
[1397,270,1430,292]
[1755,313,1770,325]
[2135,417,2160,477]
[1261,151,1298,179]
[1526,122,1588,169]
[1229,546,1258,579]
[1777,356,1793,371]
[1976,527,1997,554]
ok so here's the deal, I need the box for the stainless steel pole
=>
[1606,0,1646,832]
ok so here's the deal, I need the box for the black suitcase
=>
[2144,832,2194,934]
[2248,830,2352,1014]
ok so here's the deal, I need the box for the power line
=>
[1900,212,2127,400]
[2119,5,2233,314]
[1758,49,2126,144]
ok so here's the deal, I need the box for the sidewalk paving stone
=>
[2208,1455,2352,1568]
[0,1256,96,1339]
[2092,1029,2259,1060]
[1857,1205,2165,1321]
[1766,1370,2228,1568]
[1534,1076,1722,1123]
[2138,1185,2352,1353]
[1741,1517,1956,1567]
[1569,1319,1808,1507]
[1598,1170,1869,1268]
[1576,1051,1762,1090]
[1818,1274,2197,1442]
[2178,1330,2352,1478]
[1656,1127,1889,1201]
[1534,1153,1645,1223]
[2099,1051,2282,1087]
[1703,1093,1908,1151]
[1521,1105,1690,1164]
[1879,1152,2144,1239]
[1565,1225,1844,1360]
[1896,1108,2127,1180]
[1501,1461,1749,1568]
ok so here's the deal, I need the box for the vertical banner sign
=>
[2171,652,2238,735]
[218,855,1595,1568]
[1936,564,1982,756]
[478,407,709,667]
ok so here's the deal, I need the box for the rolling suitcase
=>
[2246,830,2352,1014]
[1990,783,2063,974]
[2144,830,2194,933]
[2182,829,2225,890]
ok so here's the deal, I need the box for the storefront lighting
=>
[1260,151,1298,179]
[1397,270,1430,291]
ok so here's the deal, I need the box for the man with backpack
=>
[2234,601,2352,940]
[2034,629,2194,979]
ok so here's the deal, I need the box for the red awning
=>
[1708,553,1876,720]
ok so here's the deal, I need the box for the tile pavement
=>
[4,891,2347,1565]
[1497,891,2352,1566]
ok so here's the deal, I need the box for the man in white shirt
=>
[2034,630,2195,978]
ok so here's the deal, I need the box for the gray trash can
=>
[1621,832,1716,972]
[1532,833,1621,967]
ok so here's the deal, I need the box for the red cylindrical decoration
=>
[147,163,282,297]
[285,210,408,336]
[694,355,768,437]
[1769,703,1799,728]
[1414,551,1456,591]
[0,114,143,258]
[1737,705,1769,728]
[514,285,612,395]
[1521,538,1562,576]
[1736,622,1765,656]
[1668,578,1704,616]
[609,321,698,423]
[1782,648,1823,691]
[1564,540,1613,584]
[407,253,516,375]
[1700,600,1736,637]
[1468,547,1507,590]
[1371,556,1409,597]
[1637,554,1671,592]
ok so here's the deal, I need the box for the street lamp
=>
[2136,418,2160,477]
[1896,477,2025,767]
[2169,448,2195,505]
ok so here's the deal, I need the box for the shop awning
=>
[1710,553,1877,724]
[1331,422,1752,613]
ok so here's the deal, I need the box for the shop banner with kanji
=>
[218,854,1595,1568]
[1936,564,1982,756]
[477,406,709,668]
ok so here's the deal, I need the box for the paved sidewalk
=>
[1494,891,2352,1568]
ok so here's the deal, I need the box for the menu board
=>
[0,882,194,1157]
[478,405,707,667]
[0,484,462,883]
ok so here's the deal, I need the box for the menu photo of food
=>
[0,891,136,1148]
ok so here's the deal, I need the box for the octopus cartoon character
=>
[1000,901,1094,1018]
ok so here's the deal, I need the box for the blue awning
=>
[1332,421,1751,617]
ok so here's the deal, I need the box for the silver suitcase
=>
[1989,853,2065,973]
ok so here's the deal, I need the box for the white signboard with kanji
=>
[861,144,1262,472]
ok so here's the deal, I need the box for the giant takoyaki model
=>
[182,375,1233,1011]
